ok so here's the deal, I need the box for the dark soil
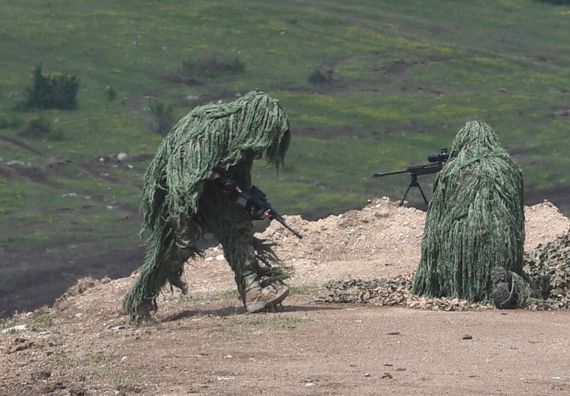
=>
[0,247,144,318]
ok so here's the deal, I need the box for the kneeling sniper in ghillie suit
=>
[123,91,292,322]
[412,121,536,307]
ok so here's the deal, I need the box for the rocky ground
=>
[1,198,569,395]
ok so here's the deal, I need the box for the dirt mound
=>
[314,199,570,312]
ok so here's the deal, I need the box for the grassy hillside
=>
[1,0,569,314]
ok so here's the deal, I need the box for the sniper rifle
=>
[374,148,449,206]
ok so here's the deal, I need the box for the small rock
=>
[381,373,393,379]
[2,325,27,334]
[462,334,473,340]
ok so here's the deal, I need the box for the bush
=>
[18,116,63,140]
[20,64,79,110]
[308,68,333,84]
[148,99,175,136]
[536,0,570,4]
[180,54,245,78]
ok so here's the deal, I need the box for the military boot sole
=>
[245,286,289,313]
[490,266,514,308]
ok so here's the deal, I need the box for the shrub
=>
[18,116,63,140]
[308,68,333,84]
[148,99,175,136]
[180,54,245,78]
[20,64,79,110]
[536,0,570,3]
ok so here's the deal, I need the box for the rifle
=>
[240,185,304,239]
[374,162,444,178]
[374,148,449,206]
[213,172,303,239]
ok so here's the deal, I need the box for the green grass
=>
[28,313,54,332]
[1,0,569,309]
[243,314,310,330]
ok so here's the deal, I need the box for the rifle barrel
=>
[374,162,443,178]
[273,215,303,239]
[374,169,409,177]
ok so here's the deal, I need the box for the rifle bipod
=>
[398,173,429,207]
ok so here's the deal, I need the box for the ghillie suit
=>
[412,121,536,307]
[124,91,292,321]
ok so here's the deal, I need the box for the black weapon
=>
[374,148,449,206]
[214,172,303,239]
[243,186,304,240]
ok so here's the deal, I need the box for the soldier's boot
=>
[127,297,158,325]
[489,266,514,308]
[243,281,289,313]
[168,256,189,295]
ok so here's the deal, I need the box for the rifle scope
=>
[427,147,449,163]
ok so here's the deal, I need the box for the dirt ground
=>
[1,198,569,395]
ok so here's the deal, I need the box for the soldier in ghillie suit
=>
[412,121,536,308]
[124,91,292,322]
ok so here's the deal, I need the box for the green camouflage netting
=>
[524,229,570,309]
[412,121,527,302]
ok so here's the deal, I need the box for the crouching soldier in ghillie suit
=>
[123,91,293,322]
[412,121,536,308]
